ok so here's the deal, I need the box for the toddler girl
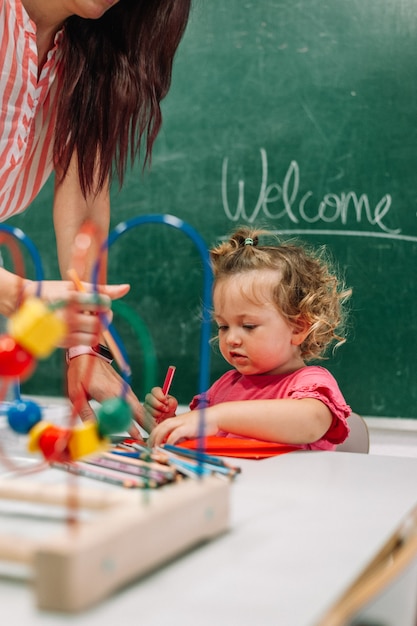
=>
[147,227,352,451]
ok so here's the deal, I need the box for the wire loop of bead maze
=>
[0,215,230,612]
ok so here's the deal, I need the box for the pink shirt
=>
[0,0,63,220]
[190,366,351,450]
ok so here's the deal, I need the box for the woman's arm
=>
[148,397,333,447]
[0,268,25,317]
[53,154,110,282]
[0,266,129,342]
[53,154,145,435]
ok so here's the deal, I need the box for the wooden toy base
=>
[0,476,230,612]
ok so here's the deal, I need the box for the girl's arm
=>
[148,397,333,447]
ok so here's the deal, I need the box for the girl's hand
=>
[144,386,178,424]
[148,408,219,447]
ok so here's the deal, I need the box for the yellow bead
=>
[68,421,108,460]
[8,298,67,359]
[27,420,53,453]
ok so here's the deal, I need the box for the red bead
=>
[0,335,35,378]
[38,425,71,462]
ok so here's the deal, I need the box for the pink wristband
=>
[66,344,113,365]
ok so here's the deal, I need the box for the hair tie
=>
[244,237,254,246]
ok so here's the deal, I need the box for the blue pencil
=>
[162,443,240,471]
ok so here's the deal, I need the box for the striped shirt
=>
[0,0,64,220]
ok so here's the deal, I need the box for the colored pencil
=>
[155,447,238,479]
[67,267,127,372]
[86,453,175,484]
[162,443,240,472]
[162,365,176,395]
[51,461,147,488]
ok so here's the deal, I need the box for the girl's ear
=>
[291,317,311,346]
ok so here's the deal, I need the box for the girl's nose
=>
[225,328,242,346]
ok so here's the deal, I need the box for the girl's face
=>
[213,270,307,376]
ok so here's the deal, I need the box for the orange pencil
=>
[67,268,127,372]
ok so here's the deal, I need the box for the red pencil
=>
[162,365,176,395]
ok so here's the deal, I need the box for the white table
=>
[0,449,416,625]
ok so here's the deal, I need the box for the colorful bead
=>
[38,425,72,461]
[7,399,42,434]
[27,421,52,453]
[0,335,35,378]
[97,397,133,437]
[28,421,71,461]
[8,297,67,359]
[68,420,108,460]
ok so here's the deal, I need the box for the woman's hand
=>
[67,354,152,439]
[25,279,130,347]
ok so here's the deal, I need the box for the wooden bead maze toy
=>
[0,216,231,613]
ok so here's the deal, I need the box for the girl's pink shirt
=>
[190,366,351,450]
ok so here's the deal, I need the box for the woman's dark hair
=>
[54,0,192,195]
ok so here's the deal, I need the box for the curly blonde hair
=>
[210,227,351,361]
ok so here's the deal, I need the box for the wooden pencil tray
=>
[0,475,230,612]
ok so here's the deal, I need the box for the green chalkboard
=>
[6,0,417,418]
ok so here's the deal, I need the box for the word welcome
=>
[221,149,400,235]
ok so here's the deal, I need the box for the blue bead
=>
[7,400,42,435]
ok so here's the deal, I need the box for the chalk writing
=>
[221,148,401,236]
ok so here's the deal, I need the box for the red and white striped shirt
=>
[0,0,64,220]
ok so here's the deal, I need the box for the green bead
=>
[97,397,132,436]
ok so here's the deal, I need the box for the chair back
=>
[336,412,370,453]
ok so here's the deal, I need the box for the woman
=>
[0,0,192,433]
